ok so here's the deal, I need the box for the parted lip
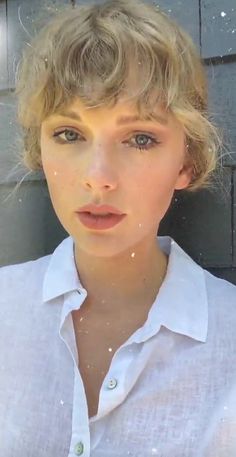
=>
[77,204,125,215]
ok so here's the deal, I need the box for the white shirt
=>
[0,235,236,457]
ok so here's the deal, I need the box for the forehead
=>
[49,96,170,126]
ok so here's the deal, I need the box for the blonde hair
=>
[15,0,223,192]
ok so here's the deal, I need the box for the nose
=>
[82,146,118,191]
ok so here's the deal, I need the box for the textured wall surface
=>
[0,0,236,283]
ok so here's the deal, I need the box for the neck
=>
[73,235,168,316]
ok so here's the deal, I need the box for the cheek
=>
[42,158,78,192]
[142,166,179,215]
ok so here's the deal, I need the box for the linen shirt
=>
[0,235,236,457]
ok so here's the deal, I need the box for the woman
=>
[1,0,236,455]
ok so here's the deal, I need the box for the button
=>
[74,441,84,455]
[107,378,118,389]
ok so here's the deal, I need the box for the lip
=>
[77,204,125,216]
[76,212,126,230]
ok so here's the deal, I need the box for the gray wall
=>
[1,0,236,284]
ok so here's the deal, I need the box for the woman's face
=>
[40,97,192,257]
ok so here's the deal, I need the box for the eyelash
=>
[52,128,161,151]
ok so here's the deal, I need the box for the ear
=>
[174,162,193,190]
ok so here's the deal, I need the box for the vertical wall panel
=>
[205,61,236,167]
[201,0,236,58]
[0,1,7,90]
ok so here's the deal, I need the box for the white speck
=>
[138,223,142,228]
[131,252,135,258]
[223,405,228,410]
[18,198,22,202]
[87,364,90,368]
[232,29,236,33]
[168,9,172,12]
[60,400,64,405]
[108,347,113,352]
[106,322,110,326]
[151,448,158,455]
[212,16,215,19]
[174,198,178,202]
[221,11,226,17]
[79,317,84,321]
[228,48,233,52]
[54,171,58,176]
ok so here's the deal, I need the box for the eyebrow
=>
[53,109,168,125]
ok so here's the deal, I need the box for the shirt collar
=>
[42,236,82,301]
[146,238,208,343]
[42,235,208,343]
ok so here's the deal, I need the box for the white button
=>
[74,441,84,455]
[107,378,118,389]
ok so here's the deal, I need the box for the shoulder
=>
[203,268,236,307]
[202,268,236,342]
[0,254,52,299]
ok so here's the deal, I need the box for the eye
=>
[126,133,161,151]
[52,128,83,144]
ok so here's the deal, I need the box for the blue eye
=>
[130,133,160,151]
[52,128,81,143]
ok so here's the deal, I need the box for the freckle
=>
[131,252,135,258]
